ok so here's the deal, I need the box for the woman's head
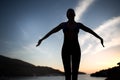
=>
[66,8,75,20]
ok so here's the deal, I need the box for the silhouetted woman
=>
[36,8,104,80]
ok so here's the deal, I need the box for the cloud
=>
[79,17,120,73]
[79,16,120,55]
[75,0,95,21]
[75,0,120,54]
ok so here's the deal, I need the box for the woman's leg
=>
[72,51,81,80]
[62,53,71,80]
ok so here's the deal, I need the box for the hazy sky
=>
[0,0,120,74]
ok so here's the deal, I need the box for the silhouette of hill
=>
[90,62,120,80]
[78,72,86,74]
[90,69,107,77]
[0,55,86,77]
[0,55,63,77]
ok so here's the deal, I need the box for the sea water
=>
[7,75,105,80]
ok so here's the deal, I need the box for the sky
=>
[0,0,120,74]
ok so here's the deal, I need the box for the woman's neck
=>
[68,19,75,23]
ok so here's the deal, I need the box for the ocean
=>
[5,75,106,80]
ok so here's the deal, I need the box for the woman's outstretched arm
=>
[36,23,63,47]
[79,23,104,47]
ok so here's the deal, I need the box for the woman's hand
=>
[36,39,42,47]
[100,38,104,47]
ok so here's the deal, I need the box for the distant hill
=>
[0,55,63,77]
[78,72,86,74]
[0,55,85,77]
[90,69,107,77]
[90,63,120,80]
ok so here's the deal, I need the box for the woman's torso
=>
[62,22,79,42]
[62,22,80,53]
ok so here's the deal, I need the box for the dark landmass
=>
[0,55,63,77]
[90,69,107,77]
[90,62,120,80]
[78,72,86,74]
[0,55,86,77]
